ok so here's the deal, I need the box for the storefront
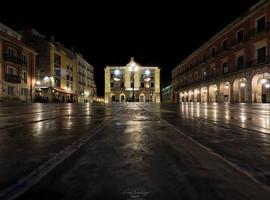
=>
[34,87,77,103]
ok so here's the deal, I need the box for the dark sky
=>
[0,0,261,95]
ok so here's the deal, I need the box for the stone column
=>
[247,79,253,103]
[229,86,234,103]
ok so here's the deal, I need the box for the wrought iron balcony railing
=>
[5,73,21,83]
[3,54,22,64]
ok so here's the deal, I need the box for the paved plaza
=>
[0,103,270,200]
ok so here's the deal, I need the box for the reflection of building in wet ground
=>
[172,0,270,103]
[105,57,160,103]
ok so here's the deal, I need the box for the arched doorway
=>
[179,93,183,103]
[209,84,218,102]
[194,89,200,102]
[188,90,194,102]
[139,94,145,102]
[200,87,208,102]
[252,72,270,103]
[233,78,248,102]
[219,81,231,103]
[184,91,188,102]
[120,94,126,102]
[111,94,116,102]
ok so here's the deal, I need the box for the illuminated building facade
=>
[77,54,96,103]
[0,23,36,102]
[105,58,160,103]
[22,29,96,103]
[172,0,270,103]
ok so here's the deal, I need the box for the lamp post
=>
[128,57,138,102]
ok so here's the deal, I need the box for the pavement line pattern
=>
[0,106,126,200]
[136,104,269,188]
[0,123,105,200]
[0,116,61,130]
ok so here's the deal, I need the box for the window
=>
[141,82,144,88]
[203,71,207,80]
[54,54,61,67]
[211,66,216,76]
[110,74,114,78]
[237,30,244,43]
[257,16,266,33]
[22,71,27,83]
[121,82,124,88]
[237,56,244,69]
[257,46,266,63]
[223,62,228,73]
[22,54,28,65]
[131,82,134,88]
[195,72,199,81]
[211,48,216,57]
[54,77,61,87]
[21,88,28,96]
[151,82,154,88]
[8,86,15,96]
[7,66,15,75]
[54,54,61,66]
[111,82,114,87]
[54,67,61,77]
[67,75,70,80]
[202,54,206,62]
[7,47,17,57]
[55,54,61,65]
[222,40,227,50]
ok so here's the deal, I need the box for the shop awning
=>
[53,87,78,95]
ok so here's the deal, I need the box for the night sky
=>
[0,0,261,96]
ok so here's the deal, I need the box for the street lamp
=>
[128,57,139,102]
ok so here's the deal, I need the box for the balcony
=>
[5,74,21,83]
[3,54,22,64]
[78,71,86,77]
[78,81,86,86]
[248,23,270,39]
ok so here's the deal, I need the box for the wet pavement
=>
[0,103,270,199]
[140,103,270,186]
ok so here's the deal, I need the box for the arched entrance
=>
[111,94,116,102]
[179,93,183,103]
[209,84,218,102]
[219,81,231,103]
[233,78,248,102]
[200,87,208,102]
[252,73,270,103]
[184,91,188,102]
[139,94,145,102]
[120,94,126,102]
[194,89,200,102]
[188,90,194,102]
